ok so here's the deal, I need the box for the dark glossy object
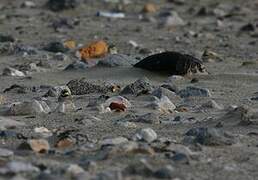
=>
[134,51,206,75]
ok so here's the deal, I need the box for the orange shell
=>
[79,40,108,61]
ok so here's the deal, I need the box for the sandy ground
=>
[0,0,258,180]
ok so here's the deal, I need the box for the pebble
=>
[44,85,70,97]
[178,86,211,98]
[161,83,179,93]
[97,54,137,67]
[2,67,25,77]
[0,116,25,130]
[0,161,39,174]
[151,87,179,102]
[202,49,223,62]
[21,1,36,8]
[64,61,89,70]
[154,165,175,179]
[0,148,14,157]
[124,158,155,177]
[66,164,85,177]
[0,34,15,42]
[101,137,128,146]
[4,100,50,116]
[43,41,69,53]
[120,77,153,96]
[201,100,223,110]
[133,113,160,124]
[97,11,125,18]
[133,128,158,143]
[46,0,79,11]
[160,11,186,28]
[147,96,176,113]
[183,127,236,146]
[34,127,53,138]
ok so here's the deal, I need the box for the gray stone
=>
[201,100,223,110]
[178,86,211,98]
[120,77,153,96]
[101,137,128,146]
[0,148,14,157]
[97,54,137,67]
[4,100,50,116]
[146,96,176,113]
[64,61,89,71]
[132,113,160,124]
[0,116,25,129]
[2,67,25,77]
[154,165,175,179]
[160,11,186,28]
[44,85,70,97]
[183,127,236,146]
[134,128,158,143]
[0,161,39,174]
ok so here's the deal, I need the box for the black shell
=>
[134,51,204,75]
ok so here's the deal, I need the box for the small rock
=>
[97,11,125,18]
[201,100,223,110]
[178,86,211,98]
[142,3,158,13]
[5,100,50,116]
[160,11,186,28]
[44,85,70,97]
[0,161,39,174]
[202,49,223,62]
[53,52,68,61]
[34,127,52,138]
[124,159,155,177]
[0,148,14,157]
[240,23,255,32]
[0,117,25,130]
[120,77,153,96]
[161,83,179,93]
[133,113,160,124]
[0,34,15,42]
[154,165,175,179]
[64,61,88,70]
[147,96,176,113]
[169,152,189,164]
[101,137,128,146]
[66,164,85,177]
[133,128,158,143]
[97,54,137,67]
[43,41,69,53]
[3,67,25,77]
[151,87,179,102]
[18,139,50,153]
[21,1,36,8]
[183,127,236,146]
[46,0,79,11]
